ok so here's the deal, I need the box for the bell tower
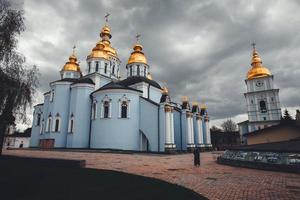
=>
[244,44,281,132]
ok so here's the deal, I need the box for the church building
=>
[30,20,212,152]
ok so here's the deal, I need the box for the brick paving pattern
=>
[4,149,300,200]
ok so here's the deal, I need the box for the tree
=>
[221,119,237,132]
[210,125,222,132]
[282,109,293,120]
[0,0,38,155]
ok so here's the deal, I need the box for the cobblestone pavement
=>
[4,149,300,200]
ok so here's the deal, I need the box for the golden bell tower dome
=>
[247,45,272,80]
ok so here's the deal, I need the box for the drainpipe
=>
[157,105,160,152]
[88,94,93,148]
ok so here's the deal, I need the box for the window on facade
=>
[70,119,74,133]
[50,89,54,102]
[92,103,97,119]
[88,62,91,72]
[95,61,99,72]
[137,65,140,76]
[104,101,109,118]
[112,64,115,74]
[121,101,128,118]
[104,63,108,74]
[47,117,52,132]
[130,66,132,76]
[260,100,267,113]
[54,119,60,132]
[251,100,253,104]
[144,66,147,77]
[37,113,41,126]
[263,117,266,121]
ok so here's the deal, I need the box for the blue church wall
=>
[90,89,141,150]
[30,104,43,147]
[46,82,71,147]
[66,83,94,148]
[139,97,159,151]
[202,117,207,144]
[173,109,182,151]
[180,110,188,151]
[149,86,162,103]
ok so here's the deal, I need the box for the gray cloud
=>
[16,0,300,122]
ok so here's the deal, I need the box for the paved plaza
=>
[4,149,300,200]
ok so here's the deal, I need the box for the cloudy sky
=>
[13,0,300,129]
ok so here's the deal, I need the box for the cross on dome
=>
[105,13,110,23]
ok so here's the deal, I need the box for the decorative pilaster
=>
[164,104,176,152]
[186,111,195,152]
[205,116,212,149]
[196,114,204,148]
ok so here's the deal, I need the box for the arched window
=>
[46,114,52,132]
[118,96,130,118]
[112,64,115,74]
[53,113,61,132]
[96,61,99,72]
[121,101,128,118]
[260,100,267,113]
[92,102,97,119]
[103,101,109,118]
[36,113,41,126]
[137,65,140,76]
[68,114,74,133]
[104,63,108,74]
[130,66,132,76]
[88,62,91,72]
[144,66,147,77]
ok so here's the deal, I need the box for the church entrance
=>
[39,139,54,149]
[140,131,149,152]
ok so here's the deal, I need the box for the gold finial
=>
[161,87,168,94]
[147,72,152,80]
[192,101,198,106]
[105,13,110,23]
[182,96,189,102]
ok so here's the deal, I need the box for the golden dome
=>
[128,43,147,64]
[88,23,118,59]
[88,41,109,59]
[247,48,271,80]
[100,25,111,39]
[62,53,81,72]
[192,101,198,106]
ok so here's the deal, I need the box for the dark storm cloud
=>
[17,0,300,122]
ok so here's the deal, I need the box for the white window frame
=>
[46,115,52,132]
[53,113,61,132]
[100,95,112,119]
[92,100,97,120]
[68,114,75,133]
[118,95,130,118]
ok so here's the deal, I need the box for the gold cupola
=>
[127,42,148,64]
[87,41,109,60]
[62,49,81,73]
[247,46,271,80]
[87,22,118,59]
